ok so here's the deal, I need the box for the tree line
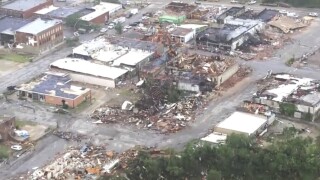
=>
[105,132,320,180]
[262,0,320,8]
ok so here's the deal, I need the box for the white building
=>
[169,27,195,43]
[50,58,128,88]
[214,111,269,136]
[80,2,122,23]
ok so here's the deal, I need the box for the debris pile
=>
[27,145,118,179]
[53,130,87,141]
[167,53,234,76]
[220,66,252,89]
[91,95,202,133]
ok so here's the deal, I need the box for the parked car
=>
[309,12,318,17]
[287,12,299,18]
[248,0,256,5]
[126,13,133,18]
[11,145,22,151]
[124,25,132,29]
[230,0,239,3]
[108,23,115,29]
[100,28,108,33]
[195,1,201,4]
[279,9,288,14]
[130,8,138,15]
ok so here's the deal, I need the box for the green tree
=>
[207,169,222,180]
[114,22,123,35]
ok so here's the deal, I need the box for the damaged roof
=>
[256,9,279,22]
[16,72,90,100]
[0,16,31,35]
[257,74,320,106]
[170,27,193,37]
[16,18,62,35]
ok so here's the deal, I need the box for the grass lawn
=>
[0,53,31,63]
[0,145,10,159]
[15,120,37,129]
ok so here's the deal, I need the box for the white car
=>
[124,25,132,29]
[230,0,239,3]
[279,10,288,14]
[309,12,318,17]
[248,0,256,5]
[11,145,22,151]
[100,28,108,33]
[142,16,150,20]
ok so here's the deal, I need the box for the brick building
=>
[16,72,92,108]
[0,0,53,18]
[15,18,63,54]
[80,2,122,24]
[0,116,15,142]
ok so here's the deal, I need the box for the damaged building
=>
[72,37,162,73]
[0,116,15,142]
[196,17,265,51]
[0,15,31,45]
[217,6,246,24]
[15,18,63,54]
[50,58,128,88]
[165,2,197,16]
[166,53,239,93]
[16,72,92,108]
[253,74,320,121]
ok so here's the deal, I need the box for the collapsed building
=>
[196,17,265,51]
[268,16,309,33]
[165,2,197,16]
[253,74,320,121]
[166,53,239,92]
[217,6,246,24]
[0,116,15,142]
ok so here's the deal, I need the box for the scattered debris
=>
[53,130,87,141]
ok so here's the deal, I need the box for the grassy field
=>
[15,120,37,129]
[0,53,31,63]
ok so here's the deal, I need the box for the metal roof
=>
[1,0,48,11]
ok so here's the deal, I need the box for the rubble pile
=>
[239,30,291,60]
[91,95,202,133]
[167,54,235,76]
[28,145,118,179]
[53,130,87,141]
[220,66,252,89]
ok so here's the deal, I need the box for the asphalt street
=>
[1,2,320,178]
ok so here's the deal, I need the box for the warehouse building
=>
[0,0,53,18]
[214,111,270,136]
[50,58,128,88]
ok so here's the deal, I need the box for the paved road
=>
[1,3,320,179]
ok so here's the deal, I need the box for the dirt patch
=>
[23,124,49,141]
[267,118,320,140]
[0,60,26,77]
[307,49,320,68]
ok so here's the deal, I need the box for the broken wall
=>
[214,64,239,87]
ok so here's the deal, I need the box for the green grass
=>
[0,145,10,159]
[0,53,31,63]
[15,120,37,129]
